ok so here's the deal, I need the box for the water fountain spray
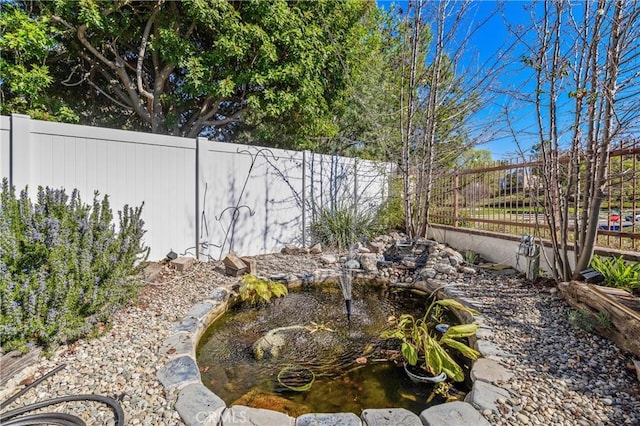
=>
[339,267,353,323]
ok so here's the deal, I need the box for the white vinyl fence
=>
[1,114,391,260]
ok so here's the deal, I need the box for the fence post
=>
[302,150,307,247]
[195,137,201,260]
[353,157,358,216]
[453,169,460,228]
[10,113,31,189]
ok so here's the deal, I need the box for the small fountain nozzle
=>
[339,268,353,324]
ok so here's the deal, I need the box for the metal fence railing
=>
[430,140,640,251]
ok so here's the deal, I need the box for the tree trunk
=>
[573,0,623,276]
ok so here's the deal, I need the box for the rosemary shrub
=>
[0,179,148,352]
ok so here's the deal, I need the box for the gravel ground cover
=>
[2,253,639,425]
[457,272,640,425]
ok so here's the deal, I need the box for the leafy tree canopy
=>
[13,0,372,144]
[0,4,78,122]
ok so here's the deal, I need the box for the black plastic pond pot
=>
[403,362,447,384]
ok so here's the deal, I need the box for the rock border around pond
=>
[157,245,519,426]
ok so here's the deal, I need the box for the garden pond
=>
[196,282,471,416]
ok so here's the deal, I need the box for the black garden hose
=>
[0,364,67,410]
[1,412,85,426]
[0,364,125,426]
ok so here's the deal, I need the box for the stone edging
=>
[157,270,515,426]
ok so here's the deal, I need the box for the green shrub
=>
[309,203,381,250]
[239,275,288,306]
[374,196,405,232]
[374,178,405,232]
[590,255,640,295]
[463,250,478,264]
[0,179,148,352]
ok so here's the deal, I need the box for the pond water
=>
[196,283,468,415]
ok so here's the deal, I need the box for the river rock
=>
[359,254,379,273]
[320,255,337,265]
[465,380,512,413]
[471,358,514,384]
[281,245,299,255]
[459,266,477,275]
[309,243,323,254]
[442,247,464,264]
[297,412,362,426]
[367,241,385,254]
[253,326,306,360]
[225,405,295,426]
[420,401,491,426]
[156,355,201,390]
[420,268,437,279]
[175,383,226,426]
[434,263,457,275]
[345,259,360,269]
[361,408,422,426]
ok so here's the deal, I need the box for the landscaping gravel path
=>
[2,254,639,425]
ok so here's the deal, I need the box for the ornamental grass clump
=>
[309,203,381,251]
[0,179,148,352]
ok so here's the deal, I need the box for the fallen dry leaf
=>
[19,375,35,386]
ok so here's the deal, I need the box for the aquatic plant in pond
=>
[239,274,288,306]
[381,298,481,382]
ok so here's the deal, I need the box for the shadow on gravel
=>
[511,280,640,424]
[466,270,639,423]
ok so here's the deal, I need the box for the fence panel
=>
[5,115,197,260]
[2,114,393,260]
[601,144,640,249]
[306,152,357,221]
[198,141,305,259]
[354,159,392,214]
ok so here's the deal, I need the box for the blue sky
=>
[463,1,538,160]
[376,1,540,160]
